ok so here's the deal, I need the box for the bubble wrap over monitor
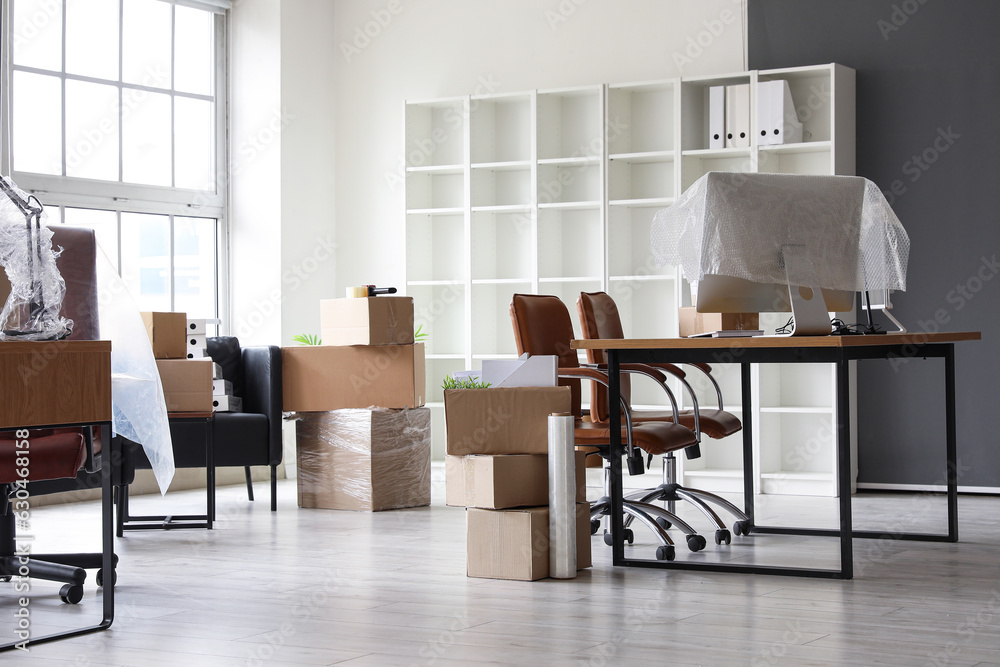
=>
[651,172,909,292]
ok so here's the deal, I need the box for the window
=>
[2,0,228,322]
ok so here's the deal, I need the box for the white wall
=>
[230,0,338,347]
[332,0,747,294]
[229,0,282,345]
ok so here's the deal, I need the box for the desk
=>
[0,340,114,650]
[117,411,215,534]
[572,332,981,579]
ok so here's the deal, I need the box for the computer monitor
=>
[696,274,856,313]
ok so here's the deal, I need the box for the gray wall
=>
[748,0,999,487]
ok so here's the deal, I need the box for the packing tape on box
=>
[290,408,430,508]
[548,413,577,579]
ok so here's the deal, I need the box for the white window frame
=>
[0,0,229,326]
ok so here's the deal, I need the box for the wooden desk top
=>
[572,331,981,350]
[0,339,113,428]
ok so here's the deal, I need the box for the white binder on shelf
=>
[725,84,750,148]
[708,86,725,149]
[758,79,803,145]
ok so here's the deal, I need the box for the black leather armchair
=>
[119,337,283,525]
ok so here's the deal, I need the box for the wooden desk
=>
[572,332,981,579]
[0,339,115,649]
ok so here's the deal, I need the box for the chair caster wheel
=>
[733,520,751,536]
[715,529,732,545]
[655,545,675,561]
[0,575,11,582]
[590,519,601,535]
[60,584,84,604]
[603,529,634,546]
[655,517,671,530]
[96,569,117,587]
[686,534,707,552]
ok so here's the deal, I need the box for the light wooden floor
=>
[4,476,1000,666]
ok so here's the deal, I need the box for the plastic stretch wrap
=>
[651,172,909,292]
[293,407,431,511]
[0,177,72,340]
[95,247,175,493]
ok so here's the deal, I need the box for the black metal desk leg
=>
[741,362,755,529]
[206,421,215,530]
[608,349,625,565]
[945,345,959,541]
[836,360,853,580]
[100,424,115,627]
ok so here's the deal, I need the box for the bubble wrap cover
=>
[651,172,909,292]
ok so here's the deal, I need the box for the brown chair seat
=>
[0,432,86,484]
[629,409,742,440]
[574,419,699,455]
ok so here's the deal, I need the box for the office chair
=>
[1,227,116,639]
[510,293,706,560]
[577,291,751,541]
[1,429,113,604]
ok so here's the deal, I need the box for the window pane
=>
[13,0,63,71]
[174,6,213,96]
[66,81,120,181]
[173,217,216,318]
[65,0,119,81]
[121,212,170,311]
[123,0,171,88]
[64,208,119,270]
[12,71,62,175]
[174,98,214,190]
[123,90,172,186]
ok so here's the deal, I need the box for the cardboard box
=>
[142,312,188,359]
[444,387,571,456]
[295,408,431,511]
[446,451,587,509]
[466,503,592,581]
[212,379,232,395]
[187,318,207,335]
[282,343,425,411]
[320,296,414,346]
[678,307,759,337]
[156,359,213,412]
[187,347,208,359]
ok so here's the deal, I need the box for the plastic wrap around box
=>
[466,503,592,581]
[295,407,431,511]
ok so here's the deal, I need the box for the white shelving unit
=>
[404,64,857,496]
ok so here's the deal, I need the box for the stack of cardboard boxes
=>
[143,312,213,412]
[282,296,431,511]
[444,387,592,581]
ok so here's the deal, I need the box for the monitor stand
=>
[781,245,832,336]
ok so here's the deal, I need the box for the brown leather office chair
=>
[577,291,751,541]
[2,227,117,606]
[510,293,708,559]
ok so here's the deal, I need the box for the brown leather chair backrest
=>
[50,226,100,341]
[577,291,631,422]
[509,293,583,419]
